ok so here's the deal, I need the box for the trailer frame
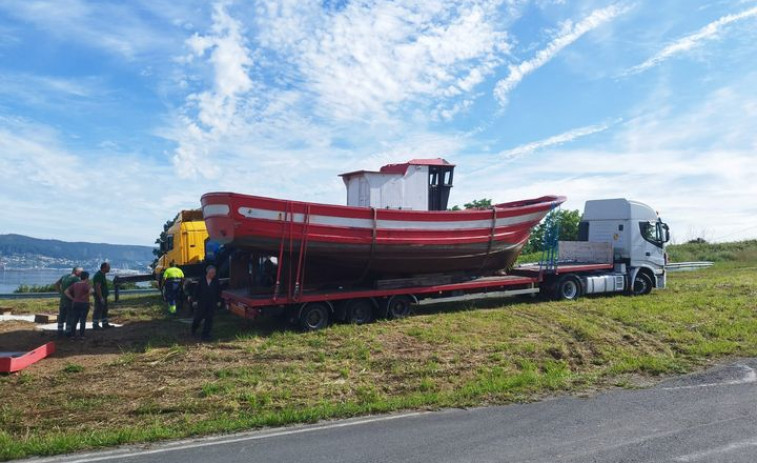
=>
[220,261,614,327]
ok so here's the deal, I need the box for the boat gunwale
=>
[201,192,566,223]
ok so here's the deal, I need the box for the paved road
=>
[27,360,757,463]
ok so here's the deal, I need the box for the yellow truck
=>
[154,210,209,275]
[114,209,225,303]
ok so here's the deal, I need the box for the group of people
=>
[53,261,221,341]
[54,262,111,339]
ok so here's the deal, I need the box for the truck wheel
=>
[346,299,374,325]
[387,295,413,319]
[553,276,581,301]
[631,272,653,296]
[298,303,331,332]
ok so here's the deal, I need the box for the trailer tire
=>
[298,302,331,332]
[387,295,414,319]
[346,299,374,325]
[553,276,582,301]
[631,272,653,296]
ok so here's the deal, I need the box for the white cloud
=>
[494,2,630,106]
[0,74,101,109]
[253,0,513,120]
[462,81,757,242]
[168,0,519,184]
[173,2,254,178]
[496,122,613,160]
[626,5,757,75]
[0,0,191,59]
[0,118,196,245]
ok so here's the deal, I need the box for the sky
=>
[0,0,756,246]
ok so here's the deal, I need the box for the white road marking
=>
[661,364,757,390]
[674,439,757,462]
[27,411,429,463]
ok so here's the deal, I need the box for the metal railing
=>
[666,262,714,272]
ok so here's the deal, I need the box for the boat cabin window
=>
[428,165,454,211]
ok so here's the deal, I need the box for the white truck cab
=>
[578,198,670,293]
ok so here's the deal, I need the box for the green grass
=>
[1,259,757,460]
[62,363,85,374]
[517,239,757,265]
[13,283,58,293]
[667,239,757,263]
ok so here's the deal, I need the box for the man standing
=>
[191,265,222,341]
[54,267,82,337]
[92,262,111,329]
[162,263,184,314]
[65,271,92,339]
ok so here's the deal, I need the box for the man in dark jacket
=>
[191,265,222,341]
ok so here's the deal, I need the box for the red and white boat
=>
[201,159,564,281]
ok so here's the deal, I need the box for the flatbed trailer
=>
[221,261,616,331]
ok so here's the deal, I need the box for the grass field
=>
[1,251,756,460]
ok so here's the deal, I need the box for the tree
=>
[524,209,581,253]
[449,198,492,211]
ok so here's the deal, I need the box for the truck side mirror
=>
[661,223,670,243]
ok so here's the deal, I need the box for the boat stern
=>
[201,193,237,245]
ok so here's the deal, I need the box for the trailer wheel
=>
[631,272,653,296]
[387,295,414,319]
[346,299,374,325]
[553,276,581,301]
[299,302,331,332]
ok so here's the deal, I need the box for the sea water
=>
[0,267,69,294]
[0,267,153,294]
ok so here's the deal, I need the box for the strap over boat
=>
[477,207,498,273]
[357,207,379,282]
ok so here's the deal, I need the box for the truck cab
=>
[578,198,670,291]
[155,210,209,276]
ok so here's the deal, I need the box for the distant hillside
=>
[0,234,154,269]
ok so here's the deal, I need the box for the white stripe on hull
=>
[233,207,545,231]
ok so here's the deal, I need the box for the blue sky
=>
[0,0,756,245]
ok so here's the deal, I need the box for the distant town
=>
[0,234,154,271]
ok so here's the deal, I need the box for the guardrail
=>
[0,288,159,300]
[666,262,714,272]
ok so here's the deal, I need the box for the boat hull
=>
[201,192,565,278]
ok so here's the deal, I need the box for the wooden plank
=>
[375,274,454,290]
[34,314,58,324]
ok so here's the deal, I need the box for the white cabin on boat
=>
[339,159,455,211]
